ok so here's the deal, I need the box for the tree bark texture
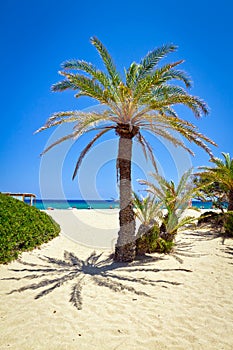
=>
[114,134,136,262]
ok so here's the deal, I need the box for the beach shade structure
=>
[36,37,216,262]
[2,192,36,206]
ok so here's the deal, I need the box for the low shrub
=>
[197,211,224,226]
[224,211,233,237]
[136,224,174,255]
[0,193,60,264]
[197,210,233,237]
[155,237,174,254]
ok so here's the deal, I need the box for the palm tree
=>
[133,193,166,255]
[36,37,216,262]
[139,169,200,241]
[193,177,228,212]
[133,192,162,228]
[198,153,233,210]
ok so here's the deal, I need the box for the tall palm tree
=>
[36,37,216,262]
[198,153,233,210]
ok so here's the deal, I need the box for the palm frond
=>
[132,108,196,128]
[161,106,179,118]
[51,80,77,92]
[222,153,233,170]
[137,44,177,81]
[35,111,83,133]
[176,169,193,196]
[149,93,209,117]
[157,84,188,97]
[167,215,197,234]
[35,110,114,137]
[136,69,191,103]
[90,36,121,86]
[66,73,108,103]
[40,131,78,155]
[140,125,195,156]
[154,59,185,76]
[38,112,115,163]
[142,115,216,157]
[125,62,140,88]
[133,192,145,213]
[61,59,113,91]
[139,176,168,201]
[171,127,216,157]
[136,132,148,161]
[137,132,158,172]
[133,192,162,225]
[166,118,215,144]
[72,128,112,179]
[132,61,184,101]
[161,69,192,88]
[210,153,233,171]
[198,152,233,190]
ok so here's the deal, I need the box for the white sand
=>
[0,209,233,350]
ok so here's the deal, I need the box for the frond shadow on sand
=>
[181,226,221,242]
[219,246,233,264]
[2,251,192,310]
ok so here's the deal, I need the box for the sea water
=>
[25,199,227,210]
[26,199,119,210]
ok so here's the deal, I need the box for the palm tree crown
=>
[36,36,216,175]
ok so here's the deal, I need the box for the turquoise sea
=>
[27,199,119,210]
[25,199,227,210]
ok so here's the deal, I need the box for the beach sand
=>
[0,209,233,349]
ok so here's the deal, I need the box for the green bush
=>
[0,193,60,264]
[154,237,174,254]
[224,211,233,237]
[136,224,174,255]
[197,211,224,226]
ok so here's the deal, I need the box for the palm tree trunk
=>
[228,189,233,211]
[114,135,136,262]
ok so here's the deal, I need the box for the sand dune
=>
[0,210,233,350]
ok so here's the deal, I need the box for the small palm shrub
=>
[134,193,174,255]
[0,193,60,264]
[139,169,200,245]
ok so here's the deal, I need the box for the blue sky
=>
[0,0,232,199]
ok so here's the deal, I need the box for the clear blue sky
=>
[0,0,232,199]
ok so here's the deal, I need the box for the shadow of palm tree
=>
[2,251,192,310]
[181,227,220,241]
[168,233,211,263]
[224,247,233,256]
[219,246,233,264]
